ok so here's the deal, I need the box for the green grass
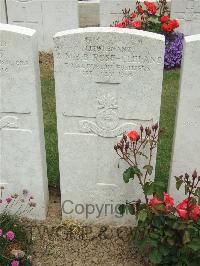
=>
[40,65,180,186]
[40,66,59,186]
[155,69,180,186]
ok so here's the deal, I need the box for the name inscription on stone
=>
[55,34,163,81]
[0,42,29,73]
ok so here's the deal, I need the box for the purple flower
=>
[164,31,184,69]
[6,230,15,240]
[0,229,3,237]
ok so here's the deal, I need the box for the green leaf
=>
[176,179,183,190]
[118,204,126,215]
[123,167,140,183]
[138,209,147,222]
[156,190,164,200]
[149,249,162,264]
[143,165,153,175]
[194,187,200,197]
[143,182,155,195]
[128,204,135,215]
[188,240,200,251]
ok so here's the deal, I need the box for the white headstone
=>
[0,24,48,220]
[79,0,100,27]
[100,0,171,27]
[6,0,79,51]
[0,0,7,23]
[54,27,165,224]
[171,0,200,35]
[169,34,200,202]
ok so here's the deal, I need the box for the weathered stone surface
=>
[171,0,200,35]
[54,27,165,224]
[169,34,200,202]
[6,0,79,51]
[100,0,171,27]
[0,24,48,219]
[0,0,7,23]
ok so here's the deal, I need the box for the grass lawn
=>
[40,61,180,187]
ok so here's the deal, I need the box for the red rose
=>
[115,21,125,28]
[144,1,157,15]
[132,12,137,19]
[176,198,200,221]
[170,19,179,29]
[161,23,171,32]
[149,193,174,213]
[132,21,142,29]
[127,130,140,142]
[149,195,163,206]
[160,15,169,23]
[164,193,174,207]
[190,205,200,221]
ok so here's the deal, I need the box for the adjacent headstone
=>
[0,0,7,23]
[79,0,100,27]
[0,24,48,219]
[54,27,165,224]
[169,34,200,202]
[100,0,171,27]
[6,0,79,51]
[171,0,200,35]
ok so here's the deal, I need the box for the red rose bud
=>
[114,145,118,151]
[123,134,127,141]
[123,17,129,27]
[132,12,137,19]
[152,122,158,131]
[138,5,143,15]
[192,170,198,179]
[185,173,189,179]
[140,125,144,132]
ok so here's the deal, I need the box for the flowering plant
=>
[113,0,184,69]
[0,187,34,265]
[114,124,200,265]
[114,1,179,34]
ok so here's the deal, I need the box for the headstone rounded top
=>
[54,27,165,42]
[0,23,36,36]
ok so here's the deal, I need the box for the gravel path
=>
[30,188,150,266]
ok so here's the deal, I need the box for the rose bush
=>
[113,0,184,69]
[114,125,200,265]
